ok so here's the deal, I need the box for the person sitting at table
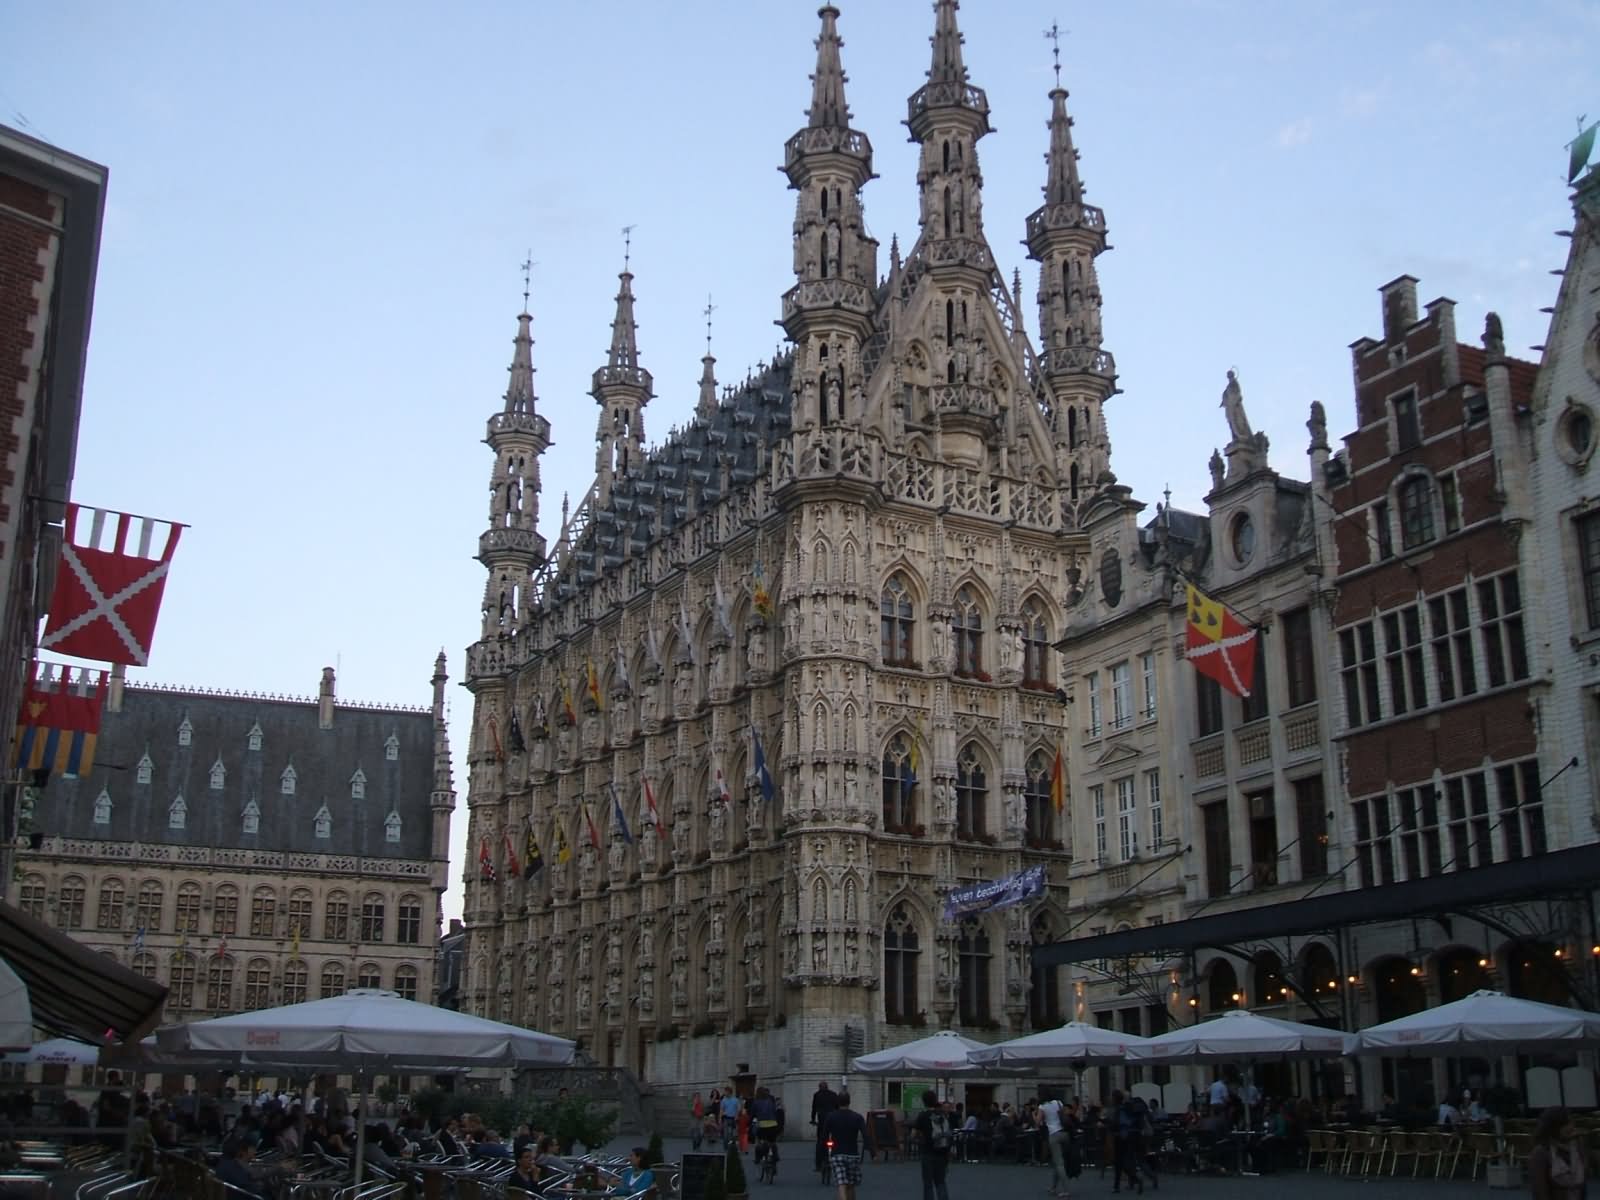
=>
[1438,1098,1461,1127]
[473,1129,515,1159]
[536,1133,574,1175]
[601,1146,655,1197]
[1193,1107,1238,1174]
[435,1116,465,1157]
[215,1136,273,1200]
[507,1145,542,1195]
[1464,1091,1488,1123]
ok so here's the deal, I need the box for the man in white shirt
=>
[1207,1076,1229,1110]
[1038,1096,1069,1198]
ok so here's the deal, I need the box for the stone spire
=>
[474,307,551,647]
[928,0,966,86]
[592,265,654,502]
[1025,82,1116,501]
[906,0,991,253]
[504,311,538,415]
[781,3,876,430]
[429,650,456,880]
[1043,87,1083,209]
[697,351,718,422]
[807,5,849,130]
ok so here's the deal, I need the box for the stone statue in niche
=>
[812,932,828,974]
[709,798,727,850]
[1220,369,1253,443]
[747,630,767,676]
[670,961,687,1009]
[638,823,658,868]
[745,934,765,993]
[557,723,575,763]
[844,765,859,810]
[674,667,695,714]
[604,970,621,1012]
[997,627,1016,673]
[576,933,592,976]
[1208,449,1225,492]
[548,987,565,1024]
[575,978,591,1016]
[608,834,626,877]
[582,712,603,752]
[671,815,690,860]
[711,909,726,949]
[578,846,597,892]
[844,931,859,976]
[638,964,655,1013]
[709,643,727,691]
[548,942,566,985]
[640,683,658,725]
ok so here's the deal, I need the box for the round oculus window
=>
[1230,512,1256,564]
[1557,401,1597,467]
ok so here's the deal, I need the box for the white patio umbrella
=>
[966,1021,1150,1067]
[156,988,575,1182]
[2,1036,101,1066]
[852,1029,1000,1075]
[0,957,31,1050]
[1347,989,1600,1056]
[1126,1009,1347,1063]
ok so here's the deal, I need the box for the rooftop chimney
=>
[318,667,335,729]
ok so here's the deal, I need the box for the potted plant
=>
[723,1143,748,1200]
[646,1131,665,1169]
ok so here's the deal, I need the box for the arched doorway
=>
[1507,941,1570,1006]
[1435,947,1493,1096]
[1371,956,1430,1106]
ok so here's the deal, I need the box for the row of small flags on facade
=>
[12,505,185,781]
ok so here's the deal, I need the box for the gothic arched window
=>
[97,879,125,931]
[1024,750,1056,847]
[249,887,275,937]
[881,734,919,833]
[212,884,238,936]
[880,574,915,668]
[169,952,196,1012]
[175,882,202,934]
[283,959,308,1005]
[1030,912,1063,1028]
[953,587,983,678]
[955,743,988,841]
[884,904,920,1024]
[245,957,272,1010]
[957,917,992,1025]
[320,962,345,999]
[57,876,85,929]
[1022,599,1051,687]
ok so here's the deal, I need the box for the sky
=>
[4,0,1596,922]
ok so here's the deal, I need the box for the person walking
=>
[822,1091,867,1200]
[913,1089,953,1200]
[1529,1107,1586,1200]
[720,1090,742,1151]
[1109,1090,1140,1195]
[1038,1094,1070,1198]
[690,1092,705,1150]
[812,1080,840,1178]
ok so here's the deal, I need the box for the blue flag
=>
[753,727,775,805]
[609,782,635,844]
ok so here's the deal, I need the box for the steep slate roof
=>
[557,356,795,591]
[41,685,435,861]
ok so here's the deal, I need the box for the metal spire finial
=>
[1044,20,1064,88]
[622,225,636,271]
[520,250,536,312]
[703,294,716,356]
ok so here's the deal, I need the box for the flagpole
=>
[1170,564,1267,632]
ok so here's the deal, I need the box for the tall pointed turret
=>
[1025,84,1117,501]
[807,4,849,130]
[697,350,718,422]
[782,5,877,429]
[428,650,456,887]
[475,306,551,646]
[906,0,992,251]
[592,267,653,503]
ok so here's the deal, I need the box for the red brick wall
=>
[1343,691,1537,795]
[0,173,55,562]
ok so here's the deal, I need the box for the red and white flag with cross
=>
[41,504,185,666]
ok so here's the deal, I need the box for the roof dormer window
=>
[210,759,226,790]
[136,752,153,786]
[242,799,260,836]
[281,764,297,796]
[313,805,332,840]
[93,788,112,825]
[350,768,367,801]
[384,733,399,762]
[177,717,193,747]
[169,794,188,830]
[247,722,263,752]
[384,811,402,843]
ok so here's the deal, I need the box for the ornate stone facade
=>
[461,4,1097,1103]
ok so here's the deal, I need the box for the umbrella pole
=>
[352,1068,368,1185]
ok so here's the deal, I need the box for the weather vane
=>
[703,294,717,355]
[622,224,636,271]
[520,250,536,311]
[1044,20,1064,88]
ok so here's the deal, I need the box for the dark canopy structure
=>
[1033,843,1600,969]
[0,901,167,1044]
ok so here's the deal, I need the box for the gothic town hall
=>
[461,3,1109,1102]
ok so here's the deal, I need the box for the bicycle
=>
[756,1136,780,1184]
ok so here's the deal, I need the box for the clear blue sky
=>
[5,1,1595,921]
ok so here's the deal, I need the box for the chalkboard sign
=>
[866,1109,899,1159]
[677,1152,724,1200]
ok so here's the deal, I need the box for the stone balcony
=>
[1040,345,1117,380]
[781,278,873,322]
[783,126,872,175]
[1025,200,1107,244]
[477,526,547,563]
[485,410,551,446]
[591,364,653,395]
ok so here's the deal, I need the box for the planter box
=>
[1486,1163,1521,1189]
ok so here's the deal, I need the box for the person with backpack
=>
[913,1090,953,1200]
[1112,1091,1157,1194]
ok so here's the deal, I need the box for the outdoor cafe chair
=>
[1410,1132,1444,1178]
[1437,1133,1466,1179]
[1339,1129,1377,1176]
[1385,1131,1419,1177]
[1469,1131,1509,1180]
